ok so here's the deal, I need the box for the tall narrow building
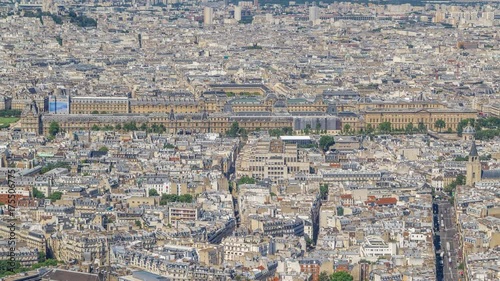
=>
[204,7,214,25]
[309,6,319,22]
[234,6,242,21]
[466,141,481,186]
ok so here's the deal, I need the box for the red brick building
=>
[0,194,28,206]
[299,259,321,281]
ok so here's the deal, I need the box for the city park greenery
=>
[237,176,256,185]
[0,108,21,129]
[318,271,354,281]
[146,188,194,205]
[148,189,159,196]
[0,253,58,278]
[0,109,21,118]
[319,135,335,152]
[319,183,328,200]
[159,194,193,205]
[226,122,247,138]
[0,117,20,129]
[456,117,500,140]
[32,187,63,202]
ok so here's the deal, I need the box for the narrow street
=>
[436,200,459,281]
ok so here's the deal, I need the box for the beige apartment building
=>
[69,96,130,114]
[49,231,107,264]
[363,108,477,131]
[130,98,201,114]
[237,139,310,182]
[338,99,447,112]
[168,203,200,224]
[0,220,46,251]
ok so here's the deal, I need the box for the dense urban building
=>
[0,1,499,281]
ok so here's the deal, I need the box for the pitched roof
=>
[375,198,397,205]
[42,269,99,281]
[469,141,478,157]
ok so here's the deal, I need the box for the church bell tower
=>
[466,141,482,186]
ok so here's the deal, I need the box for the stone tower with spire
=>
[466,141,482,186]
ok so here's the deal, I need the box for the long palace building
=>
[19,90,477,136]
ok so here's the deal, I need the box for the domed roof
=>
[463,124,475,134]
[274,100,286,108]
[265,93,277,101]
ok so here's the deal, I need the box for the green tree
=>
[164,143,175,149]
[305,237,314,248]
[456,174,466,185]
[123,122,138,131]
[32,187,45,199]
[91,110,99,114]
[38,251,46,263]
[343,124,351,134]
[135,220,142,228]
[91,124,100,131]
[316,120,322,134]
[240,128,248,138]
[444,174,466,195]
[378,122,392,133]
[284,127,292,135]
[418,121,427,133]
[102,125,113,131]
[319,135,335,152]
[435,119,446,132]
[49,121,60,136]
[178,194,193,203]
[304,124,311,135]
[115,124,122,130]
[320,184,328,199]
[159,124,166,133]
[454,156,468,161]
[140,123,148,131]
[98,146,109,152]
[0,109,22,117]
[149,189,159,196]
[458,263,464,270]
[405,122,414,134]
[237,176,256,185]
[319,272,330,281]
[329,271,353,281]
[227,122,240,137]
[337,206,344,216]
[70,15,97,28]
[159,194,194,205]
[475,129,500,140]
[48,191,63,201]
[365,123,374,135]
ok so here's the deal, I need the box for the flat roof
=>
[280,136,311,140]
